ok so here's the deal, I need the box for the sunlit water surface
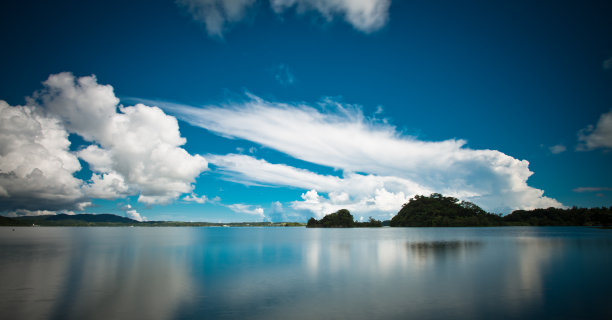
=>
[1,227,611,319]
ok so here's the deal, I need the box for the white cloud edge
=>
[270,0,391,33]
[1,72,569,219]
[158,95,563,215]
[0,72,208,215]
[207,153,429,218]
[121,204,147,222]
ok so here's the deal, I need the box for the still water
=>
[1,227,611,320]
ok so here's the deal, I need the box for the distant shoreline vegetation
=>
[389,193,612,227]
[1,193,611,227]
[0,214,304,227]
[308,193,612,228]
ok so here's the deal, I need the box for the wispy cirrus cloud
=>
[208,153,429,218]
[573,187,612,193]
[160,95,563,215]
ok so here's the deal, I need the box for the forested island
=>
[390,194,502,227]
[390,193,612,227]
[307,194,612,228]
[2,193,611,227]
[306,209,382,228]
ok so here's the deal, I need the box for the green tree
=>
[307,209,358,228]
[390,193,502,227]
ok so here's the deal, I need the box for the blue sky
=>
[1,0,611,222]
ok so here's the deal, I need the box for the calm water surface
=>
[1,227,611,319]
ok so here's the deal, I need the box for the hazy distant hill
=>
[14,214,139,226]
[0,216,29,226]
[1,213,305,227]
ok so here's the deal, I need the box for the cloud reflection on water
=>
[0,228,195,320]
[2,227,612,320]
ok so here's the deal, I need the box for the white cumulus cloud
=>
[121,204,146,222]
[270,0,391,33]
[267,201,286,222]
[166,96,562,214]
[0,100,88,212]
[177,0,391,37]
[82,172,130,200]
[183,193,219,204]
[227,203,265,218]
[33,73,209,205]
[291,188,409,219]
[577,109,612,150]
[126,210,144,222]
[0,72,208,215]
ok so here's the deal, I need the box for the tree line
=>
[391,193,612,227]
[3,193,611,228]
[307,193,612,228]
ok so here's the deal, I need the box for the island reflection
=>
[1,227,612,320]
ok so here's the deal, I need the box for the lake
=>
[1,227,611,319]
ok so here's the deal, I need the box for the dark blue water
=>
[1,227,611,319]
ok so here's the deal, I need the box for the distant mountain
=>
[0,216,29,226]
[46,213,137,223]
[2,214,306,227]
[14,213,139,226]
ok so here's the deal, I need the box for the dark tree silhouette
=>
[307,209,383,228]
[390,193,503,227]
